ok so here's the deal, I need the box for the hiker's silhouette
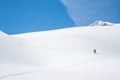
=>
[94,49,96,54]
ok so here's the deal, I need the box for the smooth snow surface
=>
[0,25,120,80]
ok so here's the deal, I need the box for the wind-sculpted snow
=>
[0,25,120,80]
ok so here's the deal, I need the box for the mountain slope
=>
[14,26,120,56]
[0,25,120,80]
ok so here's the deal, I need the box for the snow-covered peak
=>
[90,20,115,26]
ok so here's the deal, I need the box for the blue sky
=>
[61,0,120,26]
[0,0,120,34]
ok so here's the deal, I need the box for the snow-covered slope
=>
[0,31,34,64]
[14,25,120,56]
[0,25,120,80]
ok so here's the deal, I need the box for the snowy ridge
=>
[13,26,120,55]
[90,20,116,26]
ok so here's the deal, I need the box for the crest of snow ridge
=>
[89,20,115,26]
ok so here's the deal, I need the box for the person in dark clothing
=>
[94,49,96,54]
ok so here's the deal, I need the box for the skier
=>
[94,49,96,54]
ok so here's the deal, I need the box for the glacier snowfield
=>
[0,25,120,80]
